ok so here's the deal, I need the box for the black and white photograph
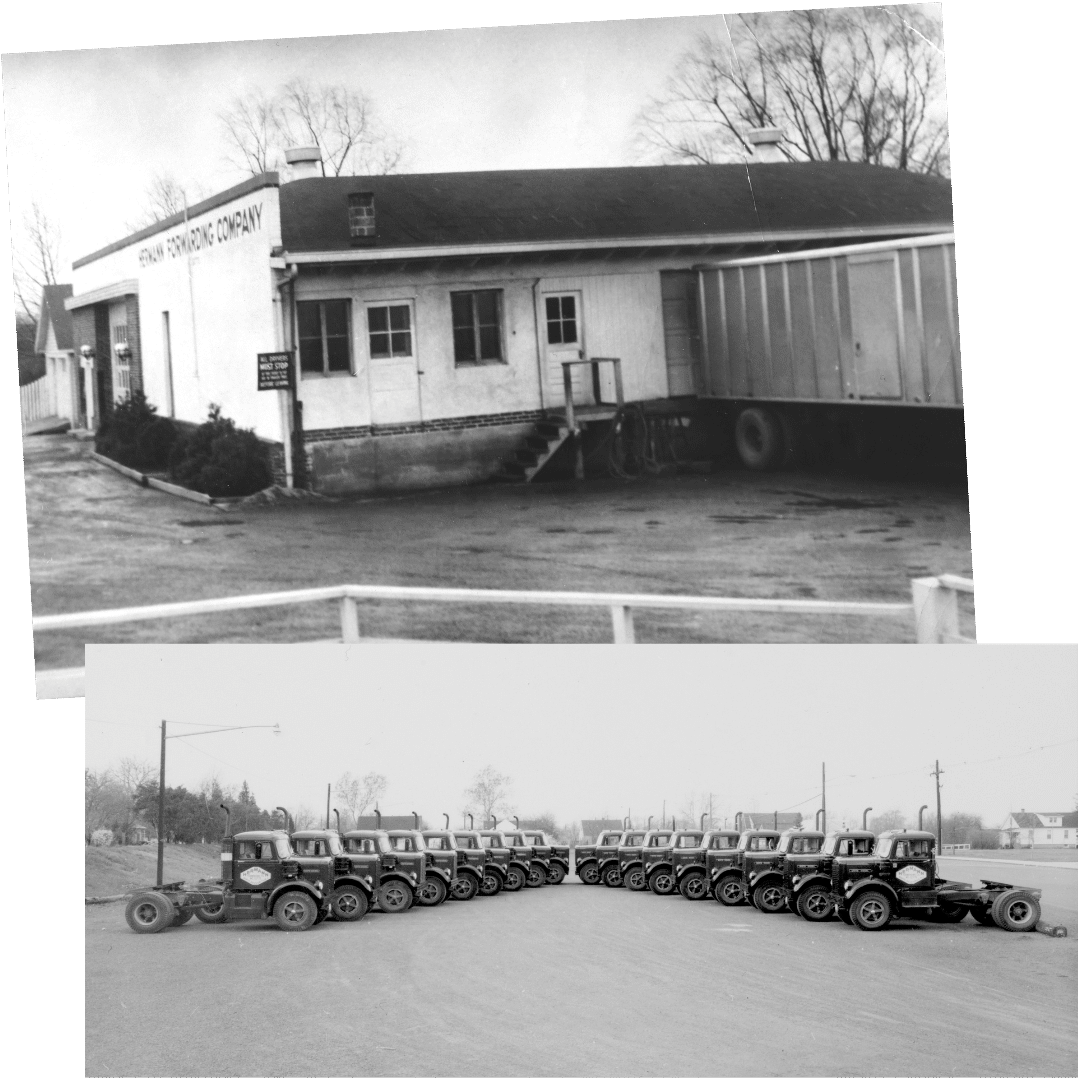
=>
[7,3,979,692]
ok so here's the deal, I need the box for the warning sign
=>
[896,865,927,885]
[240,866,273,885]
[257,351,294,391]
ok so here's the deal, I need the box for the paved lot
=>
[27,435,973,663]
[87,873,1075,1077]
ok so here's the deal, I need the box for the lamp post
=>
[156,720,280,888]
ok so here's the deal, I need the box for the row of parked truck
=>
[124,817,570,934]
[572,824,1044,932]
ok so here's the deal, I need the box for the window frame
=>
[297,297,354,379]
[364,299,416,362]
[451,288,507,367]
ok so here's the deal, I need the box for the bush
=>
[168,404,272,498]
[90,829,114,847]
[95,390,178,472]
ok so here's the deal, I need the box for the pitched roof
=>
[581,819,625,837]
[34,284,74,352]
[279,162,953,256]
[1009,812,1045,828]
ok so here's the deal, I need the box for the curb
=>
[1035,921,1068,938]
[89,450,243,508]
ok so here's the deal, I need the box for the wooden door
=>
[660,271,704,396]
[542,291,588,408]
[847,254,903,399]
[365,300,421,425]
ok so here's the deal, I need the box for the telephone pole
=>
[821,762,826,835]
[932,760,944,848]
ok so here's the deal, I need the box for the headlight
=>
[409,872,417,881]
[314,881,323,891]
[792,875,801,885]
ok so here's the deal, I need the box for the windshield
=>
[525,834,545,844]
[389,834,425,852]
[425,834,457,850]
[344,836,381,855]
[647,833,673,847]
[601,834,622,846]
[454,834,479,849]
[236,838,282,860]
[481,834,504,848]
[622,833,645,845]
[292,837,338,857]
[889,837,933,859]
[788,837,823,854]
[675,834,703,848]
[708,835,737,850]
[743,835,778,852]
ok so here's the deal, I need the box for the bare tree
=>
[868,809,908,833]
[219,89,285,176]
[635,5,949,175]
[463,766,513,825]
[335,771,387,829]
[12,201,62,320]
[117,757,156,797]
[85,768,114,843]
[125,174,207,232]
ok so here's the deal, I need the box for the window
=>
[545,295,578,345]
[367,304,413,358]
[348,192,376,239]
[451,289,504,365]
[298,299,352,376]
[709,835,737,850]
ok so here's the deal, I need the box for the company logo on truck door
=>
[138,202,264,267]
[240,866,272,885]
[896,865,928,885]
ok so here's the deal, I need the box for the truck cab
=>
[479,830,527,892]
[645,830,704,896]
[226,830,333,929]
[617,831,648,891]
[673,830,737,900]
[640,829,677,894]
[523,830,571,884]
[342,828,425,913]
[574,830,622,885]
[784,829,874,922]
[450,830,492,897]
[425,830,479,901]
[738,830,784,910]
[596,830,628,888]
[740,829,825,914]
[501,830,549,888]
[386,829,452,906]
[709,829,778,905]
[291,828,374,922]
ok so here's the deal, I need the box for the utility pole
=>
[326,783,331,829]
[821,762,826,836]
[932,760,944,848]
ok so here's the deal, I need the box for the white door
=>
[365,300,421,425]
[543,291,588,409]
[108,302,131,404]
[847,253,903,399]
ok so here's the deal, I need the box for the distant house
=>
[354,814,421,831]
[580,819,625,843]
[34,284,83,425]
[998,811,1077,849]
[742,812,804,831]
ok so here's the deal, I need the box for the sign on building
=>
[257,351,294,391]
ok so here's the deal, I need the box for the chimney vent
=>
[285,146,323,180]
[746,127,786,163]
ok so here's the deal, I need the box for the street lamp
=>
[156,720,280,887]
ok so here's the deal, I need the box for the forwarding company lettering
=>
[138,202,264,267]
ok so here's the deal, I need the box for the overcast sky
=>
[85,644,1076,830]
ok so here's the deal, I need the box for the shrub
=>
[95,390,178,472]
[168,404,272,498]
[135,416,179,471]
[90,829,114,847]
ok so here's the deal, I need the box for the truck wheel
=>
[546,864,567,885]
[930,902,969,923]
[194,899,228,924]
[330,885,370,922]
[850,890,892,931]
[991,889,1041,932]
[837,905,853,925]
[797,886,834,922]
[578,863,600,886]
[416,876,448,906]
[273,891,318,931]
[504,866,526,892]
[313,906,329,925]
[602,864,624,888]
[970,904,997,927]
[450,874,479,901]
[125,892,175,934]
[171,907,195,926]
[526,862,547,888]
[479,870,503,896]
[714,877,745,906]
[376,880,415,913]
[734,407,785,471]
[679,872,708,900]
[625,866,648,892]
[648,868,676,895]
[752,882,787,913]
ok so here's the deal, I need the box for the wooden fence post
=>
[339,595,361,643]
[911,577,958,643]
[611,604,636,644]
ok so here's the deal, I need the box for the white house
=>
[34,284,81,425]
[998,811,1077,849]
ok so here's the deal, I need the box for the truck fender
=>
[645,859,672,874]
[748,869,783,889]
[267,879,325,910]
[429,865,453,884]
[597,856,618,873]
[457,865,482,883]
[844,878,899,907]
[575,856,597,870]
[509,857,531,874]
[792,872,831,894]
[334,873,375,898]
[711,866,741,883]
[380,869,420,889]
[551,856,570,872]
[675,863,705,880]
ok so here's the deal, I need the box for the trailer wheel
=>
[273,891,318,931]
[194,900,228,924]
[577,863,599,886]
[648,868,676,895]
[970,904,997,927]
[714,876,745,906]
[625,866,648,892]
[797,886,834,922]
[416,875,448,906]
[125,892,175,934]
[171,907,195,926]
[330,885,370,921]
[376,880,414,913]
[991,889,1041,932]
[479,870,503,896]
[679,872,708,900]
[450,874,479,901]
[735,407,785,471]
[546,863,567,885]
[930,901,969,923]
[504,866,527,892]
[850,889,892,931]
[602,864,624,888]
[753,882,788,913]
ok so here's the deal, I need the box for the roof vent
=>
[284,146,323,180]
[746,127,786,163]
[348,192,376,241]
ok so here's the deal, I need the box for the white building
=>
[34,284,81,425]
[998,811,1077,848]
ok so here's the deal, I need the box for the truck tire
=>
[679,871,708,900]
[125,892,175,934]
[648,868,676,895]
[970,904,997,927]
[577,863,600,886]
[416,875,448,906]
[625,866,647,891]
[734,407,785,471]
[330,885,370,922]
[273,891,318,931]
[796,885,834,922]
[546,863,567,885]
[752,882,787,913]
[602,864,624,888]
[837,905,853,925]
[194,898,228,924]
[503,865,526,892]
[376,880,414,913]
[313,906,329,925]
[450,874,479,901]
[991,889,1041,932]
[526,862,547,888]
[479,870,503,896]
[713,876,745,906]
[171,907,195,926]
[930,901,969,923]
[850,889,892,931]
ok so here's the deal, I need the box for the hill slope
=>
[86,843,221,897]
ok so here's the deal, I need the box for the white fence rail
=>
[20,375,50,430]
[34,577,973,646]
[911,574,976,644]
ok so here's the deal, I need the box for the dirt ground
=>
[26,434,974,665]
[86,874,1075,1078]
[85,843,221,898]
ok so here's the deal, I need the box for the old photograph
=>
[81,643,1078,1076]
[7,4,976,694]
